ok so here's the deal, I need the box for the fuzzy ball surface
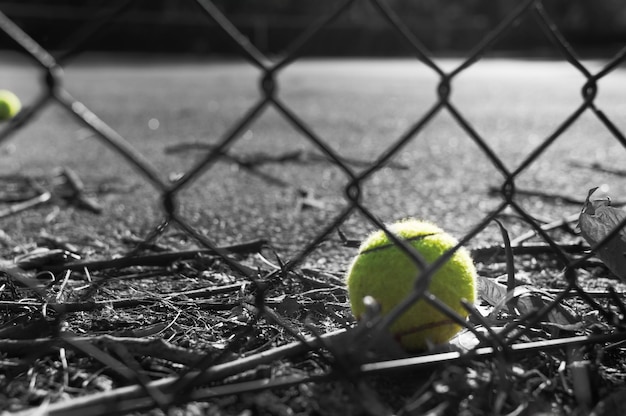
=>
[0,90,21,121]
[346,219,477,351]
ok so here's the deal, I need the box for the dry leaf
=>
[477,274,508,306]
[479,273,581,334]
[488,285,581,336]
[579,187,626,280]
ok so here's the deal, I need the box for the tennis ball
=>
[346,219,477,351]
[0,90,22,121]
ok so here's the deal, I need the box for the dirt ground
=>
[2,56,626,415]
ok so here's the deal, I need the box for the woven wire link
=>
[1,0,626,413]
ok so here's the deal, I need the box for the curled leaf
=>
[579,187,626,281]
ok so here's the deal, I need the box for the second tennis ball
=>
[0,90,22,121]
[346,219,477,351]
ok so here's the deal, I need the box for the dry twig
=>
[41,240,267,273]
[0,191,51,218]
[0,335,206,365]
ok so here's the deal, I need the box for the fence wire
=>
[1,0,626,415]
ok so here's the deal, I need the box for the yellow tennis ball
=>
[346,219,477,351]
[0,90,22,121]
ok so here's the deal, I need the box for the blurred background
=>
[0,0,625,56]
[1,0,625,252]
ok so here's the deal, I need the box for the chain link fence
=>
[1,0,626,414]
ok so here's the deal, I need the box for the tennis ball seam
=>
[359,232,441,255]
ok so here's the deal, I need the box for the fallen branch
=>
[166,143,292,187]
[42,239,267,273]
[509,212,579,246]
[165,143,409,170]
[0,334,206,365]
[471,242,589,262]
[0,298,157,312]
[0,191,51,218]
[60,167,103,214]
[569,160,626,177]
[164,282,243,299]
[263,149,410,170]
[0,283,244,312]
